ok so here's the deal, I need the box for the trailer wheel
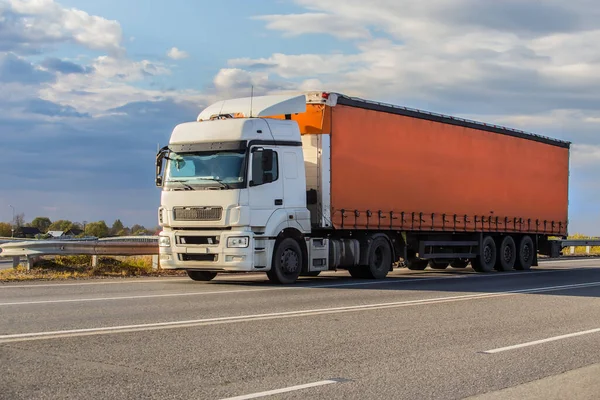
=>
[496,236,516,271]
[515,235,534,271]
[186,271,218,281]
[472,235,497,272]
[363,236,392,279]
[429,260,449,270]
[450,259,469,269]
[267,238,303,284]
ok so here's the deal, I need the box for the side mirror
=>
[155,146,168,187]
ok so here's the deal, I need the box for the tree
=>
[85,221,109,238]
[117,228,131,236]
[130,224,148,236]
[14,213,25,228]
[49,220,74,232]
[110,219,124,236]
[0,222,12,237]
[31,217,52,233]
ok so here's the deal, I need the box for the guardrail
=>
[0,236,159,271]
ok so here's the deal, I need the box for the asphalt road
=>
[1,259,600,400]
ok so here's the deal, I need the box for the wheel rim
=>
[503,243,513,262]
[280,248,300,275]
[372,246,385,271]
[523,243,532,262]
[484,244,493,264]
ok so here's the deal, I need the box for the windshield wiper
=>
[194,176,231,189]
[167,180,195,190]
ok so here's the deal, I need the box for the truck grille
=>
[173,207,222,221]
[179,254,218,262]
[177,235,220,245]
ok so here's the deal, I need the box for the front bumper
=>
[158,230,267,272]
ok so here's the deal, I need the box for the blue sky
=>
[1,0,599,234]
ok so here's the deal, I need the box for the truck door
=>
[248,147,284,227]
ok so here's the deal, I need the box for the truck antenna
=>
[249,85,254,118]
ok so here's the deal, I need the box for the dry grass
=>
[565,234,600,255]
[0,255,186,282]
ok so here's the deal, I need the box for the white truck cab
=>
[156,93,331,283]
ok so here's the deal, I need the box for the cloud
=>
[211,68,295,99]
[2,0,124,55]
[254,12,371,39]
[0,52,54,83]
[38,55,179,115]
[25,98,90,118]
[167,47,189,60]
[41,57,93,74]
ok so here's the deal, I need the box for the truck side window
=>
[251,149,278,186]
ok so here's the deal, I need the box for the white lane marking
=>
[539,258,600,265]
[1,261,594,290]
[1,281,599,344]
[219,379,343,400]
[0,276,462,306]
[483,328,600,354]
[0,278,190,289]
[0,268,582,306]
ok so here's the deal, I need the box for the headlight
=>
[159,236,171,247]
[227,236,249,248]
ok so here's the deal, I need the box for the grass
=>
[0,255,186,282]
[564,233,600,256]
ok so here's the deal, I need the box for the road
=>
[1,259,600,400]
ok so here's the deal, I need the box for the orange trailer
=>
[276,92,571,273]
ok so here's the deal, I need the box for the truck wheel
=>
[429,260,449,270]
[186,271,218,281]
[450,259,469,269]
[267,238,303,284]
[472,235,496,272]
[407,258,428,270]
[496,236,516,271]
[515,235,534,270]
[364,236,392,279]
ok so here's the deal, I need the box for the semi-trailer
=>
[155,91,571,283]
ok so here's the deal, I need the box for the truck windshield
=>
[164,150,246,189]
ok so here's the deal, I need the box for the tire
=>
[407,258,429,270]
[450,259,469,269]
[267,238,303,284]
[496,236,516,271]
[429,260,449,270]
[364,236,393,279]
[515,235,534,270]
[186,271,218,281]
[472,235,497,272]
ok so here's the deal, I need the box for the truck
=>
[155,91,571,283]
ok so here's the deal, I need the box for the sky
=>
[0,0,599,234]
